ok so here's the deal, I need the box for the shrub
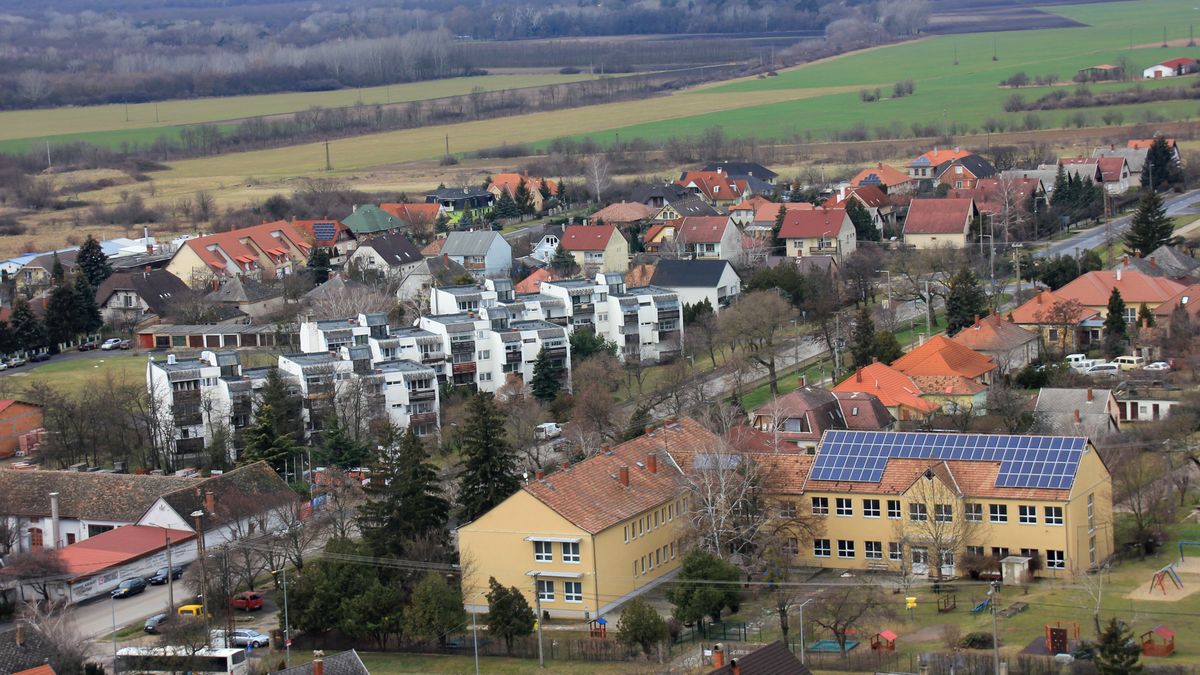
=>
[558,67,582,74]
[961,631,996,649]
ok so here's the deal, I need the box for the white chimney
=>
[167,354,176,365]
[1116,268,1122,282]
[49,492,60,550]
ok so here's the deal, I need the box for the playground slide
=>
[970,598,991,614]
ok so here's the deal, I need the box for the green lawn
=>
[0,353,148,396]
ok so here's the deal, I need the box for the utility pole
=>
[324,141,332,172]
[154,103,159,123]
[445,134,450,159]
[533,575,545,668]
[45,141,51,170]
[273,567,291,668]
[191,510,211,645]
[989,582,1001,674]
[1012,248,1022,302]
[925,279,933,338]
[165,529,175,613]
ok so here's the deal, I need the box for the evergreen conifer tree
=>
[845,198,881,242]
[1103,287,1128,358]
[850,304,876,368]
[514,179,534,215]
[357,428,450,556]
[307,247,331,284]
[1094,618,1143,674]
[72,273,101,335]
[456,392,521,522]
[239,403,301,473]
[9,298,45,354]
[550,243,580,277]
[495,191,520,219]
[945,267,987,335]
[772,205,788,255]
[1123,190,1177,256]
[1141,136,1179,190]
[538,178,553,201]
[44,281,78,348]
[1137,303,1155,329]
[76,235,112,288]
[529,347,563,402]
[1051,163,1069,203]
[49,252,65,284]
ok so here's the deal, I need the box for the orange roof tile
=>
[903,198,976,235]
[291,219,347,248]
[1009,288,1100,324]
[380,202,442,225]
[625,263,657,287]
[912,375,987,396]
[515,268,559,294]
[590,202,655,224]
[1128,138,1175,150]
[678,216,732,243]
[825,185,890,209]
[561,224,618,252]
[850,163,912,188]
[1153,283,1200,320]
[833,362,940,414]
[179,220,309,276]
[489,173,557,198]
[891,335,997,379]
[1055,269,1186,306]
[949,313,1038,352]
[523,418,718,533]
[777,208,849,239]
[54,525,194,582]
[730,196,775,212]
[675,171,744,201]
[908,148,972,168]
[421,238,446,256]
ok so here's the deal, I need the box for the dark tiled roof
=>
[701,162,778,181]
[629,183,692,204]
[95,270,193,318]
[160,462,296,526]
[0,627,56,675]
[650,259,736,288]
[205,276,280,304]
[272,650,370,675]
[0,470,198,521]
[710,641,811,675]
[358,232,422,267]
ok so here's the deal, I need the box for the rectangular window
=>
[779,501,797,519]
[1020,547,1037,559]
[786,538,800,556]
[654,511,659,528]
[863,499,881,518]
[1019,505,1037,525]
[911,547,929,565]
[624,526,629,543]
[989,504,1008,523]
[909,503,928,522]
[836,498,853,517]
[564,582,582,602]
[992,546,1010,558]
[965,503,983,522]
[671,542,676,559]
[838,540,855,558]
[662,545,669,563]
[887,499,901,519]
[811,497,829,516]
[1046,550,1065,569]
[1087,494,1095,532]
[813,539,831,558]
[967,545,984,557]
[865,541,883,560]
[534,541,552,562]
[1089,536,1096,564]
[641,557,646,574]
[562,542,580,563]
[935,504,953,523]
[668,504,673,521]
[537,580,554,602]
[655,549,661,566]
[634,560,639,578]
[889,542,903,561]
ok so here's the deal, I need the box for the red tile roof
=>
[1159,57,1197,69]
[489,173,557,198]
[909,148,971,168]
[379,202,442,226]
[912,375,987,396]
[777,208,849,239]
[179,221,309,275]
[850,163,912,188]
[826,185,890,209]
[949,313,1039,352]
[1128,138,1175,150]
[677,216,732,243]
[523,418,717,533]
[675,171,745,201]
[515,268,559,294]
[1094,156,1128,183]
[291,219,347,248]
[54,525,193,581]
[891,335,997,379]
[833,363,940,414]
[560,224,618,251]
[903,198,975,235]
[730,196,775,213]
[960,177,1042,215]
[1152,283,1200,320]
[16,666,56,675]
[1055,269,1185,306]
[590,202,655,224]
[421,238,445,256]
[1009,288,1100,324]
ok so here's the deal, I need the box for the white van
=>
[1065,353,1088,367]
[535,422,562,440]
[1114,355,1146,371]
[1085,363,1120,377]
[1071,358,1105,374]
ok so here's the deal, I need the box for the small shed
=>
[1000,555,1032,585]
[1142,625,1175,657]
[871,630,897,652]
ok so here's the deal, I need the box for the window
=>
[537,580,554,602]
[28,527,43,549]
[668,504,674,521]
[836,498,853,517]
[634,561,639,578]
[1087,494,1095,532]
[564,582,582,602]
[813,539,831,557]
[889,542,903,561]
[779,501,797,519]
[887,499,901,519]
[991,546,1010,558]
[649,554,654,570]
[624,526,629,543]
[863,499,880,518]
[662,545,669,563]
[989,504,1008,523]
[967,545,984,557]
[641,557,646,574]
[838,540,855,558]
[671,542,676,559]
[1019,505,1037,525]
[786,538,800,556]
[911,547,929,565]
[65,533,76,545]
[865,541,883,560]
[1089,536,1096,565]
[654,512,659,528]
[940,549,954,567]
[478,350,490,360]
[965,503,983,522]
[812,497,829,516]
[935,504,953,523]
[1020,548,1037,559]
[909,503,928,522]
[562,542,580,563]
[534,541,552,562]
[655,549,661,566]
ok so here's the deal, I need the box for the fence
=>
[289,630,657,663]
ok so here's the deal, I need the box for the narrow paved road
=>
[74,581,185,640]
[1035,189,1200,260]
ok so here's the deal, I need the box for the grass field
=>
[0,73,599,154]
[0,353,148,396]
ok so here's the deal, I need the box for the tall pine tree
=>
[307,248,331,284]
[1141,136,1179,190]
[72,273,102,335]
[9,298,45,354]
[849,304,876,368]
[238,402,301,473]
[1103,288,1128,358]
[549,243,579,277]
[844,198,880,242]
[49,252,65,284]
[529,347,562,402]
[945,267,987,335]
[456,392,521,522]
[357,428,450,556]
[1123,190,1177,256]
[76,235,112,288]
[44,281,78,348]
[772,205,788,255]
[514,179,534,215]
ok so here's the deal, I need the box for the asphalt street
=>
[1036,188,1200,260]
[74,580,185,640]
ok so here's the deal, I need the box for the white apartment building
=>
[146,351,254,463]
[539,273,683,364]
[376,360,440,437]
[298,313,389,353]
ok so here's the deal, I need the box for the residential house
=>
[1043,161,1102,186]
[907,147,972,183]
[777,208,856,260]
[94,269,192,327]
[515,268,561,294]
[1048,269,1185,344]
[442,231,512,278]
[834,391,897,430]
[347,232,424,282]
[673,216,741,261]
[1114,382,1182,425]
[793,430,1114,577]
[17,250,78,292]
[396,254,469,301]
[1128,137,1180,162]
[374,359,441,436]
[629,183,695,210]
[1144,57,1198,78]
[487,174,557,213]
[728,196,775,227]
[560,224,629,274]
[902,198,978,249]
[1092,146,1149,175]
[1000,168,1060,196]
[833,362,941,423]
[709,641,811,675]
[204,276,284,320]
[1152,282,1200,332]
[890,335,997,414]
[273,650,371,675]
[955,177,1044,225]
[748,386,893,454]
[146,351,255,462]
[416,309,570,392]
[949,313,1040,374]
[701,161,778,185]
[379,202,443,233]
[824,185,896,232]
[166,221,309,287]
[936,155,997,190]
[1010,288,1101,354]
[1062,157,1131,194]
[539,275,683,364]
[649,259,742,312]
[1032,388,1120,441]
[530,225,565,263]
[291,219,356,266]
[652,196,722,221]
[1114,247,1200,283]
[0,400,41,460]
[850,163,915,194]
[588,202,656,228]
[675,170,750,207]
[458,418,720,619]
[424,187,494,220]
[0,625,57,675]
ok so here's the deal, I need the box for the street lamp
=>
[111,594,118,671]
[272,567,291,669]
[798,598,814,665]
[979,233,997,302]
[987,581,1001,674]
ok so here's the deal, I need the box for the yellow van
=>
[1114,355,1146,371]
[177,604,208,617]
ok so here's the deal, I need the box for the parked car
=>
[5,356,26,368]
[1085,363,1120,377]
[231,591,264,612]
[100,338,123,350]
[1071,358,1105,374]
[535,422,562,440]
[1114,355,1146,371]
[111,577,147,598]
[78,340,99,351]
[177,604,208,618]
[29,352,51,362]
[147,565,184,585]
[1144,361,1172,372]
[144,613,170,634]
[119,339,131,350]
[211,628,270,649]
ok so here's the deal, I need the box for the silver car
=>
[225,628,270,648]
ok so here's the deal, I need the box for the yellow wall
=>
[905,232,968,249]
[166,246,211,288]
[457,490,686,619]
[569,233,629,274]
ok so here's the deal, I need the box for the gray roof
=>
[0,470,198,521]
[272,649,370,675]
[206,276,280,304]
[1113,245,1200,280]
[0,625,57,675]
[442,230,504,257]
[283,353,341,367]
[701,161,779,181]
[358,232,422,266]
[650,259,736,288]
[1032,387,1119,439]
[376,359,435,374]
[668,196,721,216]
[304,276,369,301]
[1092,146,1147,173]
[95,269,193,317]
[160,461,296,528]
[1001,169,1059,191]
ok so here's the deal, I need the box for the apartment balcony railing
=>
[452,362,477,375]
[409,412,438,426]
[409,388,436,401]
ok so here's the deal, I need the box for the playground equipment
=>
[588,617,607,638]
[970,597,991,614]
[1178,541,1200,561]
[1141,625,1176,657]
[808,639,859,653]
[1149,563,1184,595]
[938,594,957,613]
[871,630,897,652]
[1044,622,1080,654]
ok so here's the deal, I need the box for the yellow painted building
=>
[560,224,629,275]
[457,419,720,618]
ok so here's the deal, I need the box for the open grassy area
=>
[0,353,148,396]
[0,73,601,153]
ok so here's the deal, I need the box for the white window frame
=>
[1019,505,1037,525]
[865,541,883,560]
[887,499,901,519]
[837,540,855,559]
[562,542,580,563]
[835,498,853,517]
[534,541,552,562]
[990,504,1008,524]
[909,503,928,522]
[889,542,903,561]
[564,581,583,602]
[813,539,831,558]
[537,579,554,602]
[863,499,880,518]
[811,497,829,516]
[965,503,983,522]
[934,504,953,523]
[1046,550,1065,569]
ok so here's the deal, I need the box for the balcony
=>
[625,332,640,344]
[409,412,438,426]
[506,351,522,364]
[452,362,477,375]
[421,352,445,363]
[619,324,639,335]
[172,389,202,404]
[174,437,205,455]
[450,341,475,354]
[543,347,567,360]
[657,308,680,321]
[173,409,202,426]
[409,388,436,401]
[464,261,487,271]
[808,245,837,255]
[571,302,594,314]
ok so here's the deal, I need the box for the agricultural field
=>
[0,72,599,154]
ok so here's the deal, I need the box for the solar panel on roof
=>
[313,222,336,242]
[810,431,1086,490]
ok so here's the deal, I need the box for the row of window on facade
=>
[622,497,685,544]
[804,497,1065,525]
[536,579,583,603]
[804,538,1066,569]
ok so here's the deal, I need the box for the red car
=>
[231,591,264,612]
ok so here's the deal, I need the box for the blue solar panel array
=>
[313,222,337,242]
[810,430,1086,490]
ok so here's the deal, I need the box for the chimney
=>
[601,444,611,454]
[14,623,23,646]
[535,470,544,480]
[799,374,806,387]
[1116,267,1122,282]
[144,226,153,255]
[1036,292,1043,305]
[167,354,176,365]
[204,489,215,516]
[313,658,324,675]
[713,644,725,669]
[644,425,655,436]
[49,492,60,550]
[1074,409,1082,423]
[731,660,740,675]
[1087,388,1094,402]
[1151,256,1157,268]
[647,454,658,474]
[856,369,863,383]
[560,461,570,470]
[618,466,629,487]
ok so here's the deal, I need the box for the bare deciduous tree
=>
[718,290,796,396]
[586,154,610,204]
[892,464,981,582]
[809,583,893,656]
[5,546,68,601]
[20,601,93,674]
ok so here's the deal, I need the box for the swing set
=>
[1149,563,1184,595]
